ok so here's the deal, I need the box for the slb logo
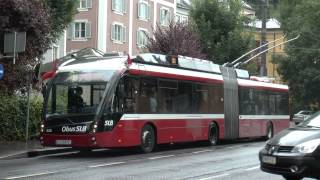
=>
[104,120,114,126]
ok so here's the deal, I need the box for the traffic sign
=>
[0,64,4,80]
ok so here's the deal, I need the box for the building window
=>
[67,21,91,40]
[75,22,86,38]
[112,0,126,14]
[52,45,59,61]
[176,15,180,23]
[138,0,149,21]
[137,28,148,47]
[160,7,171,26]
[111,23,126,43]
[176,14,188,23]
[78,0,92,9]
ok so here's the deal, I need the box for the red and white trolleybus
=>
[40,49,290,153]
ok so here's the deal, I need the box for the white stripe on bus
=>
[130,63,224,81]
[120,114,289,121]
[239,115,289,120]
[238,78,288,90]
[121,114,224,120]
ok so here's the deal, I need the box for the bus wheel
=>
[266,122,274,140]
[139,124,155,153]
[208,123,219,146]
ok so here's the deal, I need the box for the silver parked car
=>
[292,110,314,125]
[260,111,320,179]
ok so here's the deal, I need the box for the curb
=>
[0,148,75,160]
[28,147,76,157]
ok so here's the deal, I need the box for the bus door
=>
[99,75,139,132]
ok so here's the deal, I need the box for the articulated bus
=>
[40,49,289,153]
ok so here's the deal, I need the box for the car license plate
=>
[55,140,72,145]
[262,155,276,165]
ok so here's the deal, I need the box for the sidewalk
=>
[0,140,73,159]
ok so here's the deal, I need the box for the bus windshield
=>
[46,70,115,116]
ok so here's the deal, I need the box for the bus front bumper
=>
[41,129,140,148]
[41,133,97,148]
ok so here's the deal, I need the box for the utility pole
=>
[260,0,268,76]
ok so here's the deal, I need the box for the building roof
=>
[242,1,254,10]
[177,0,191,10]
[248,18,281,29]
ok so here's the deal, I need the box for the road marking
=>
[245,165,260,171]
[226,146,238,149]
[88,161,125,168]
[199,173,230,180]
[5,171,56,180]
[148,155,175,160]
[192,150,213,154]
[0,153,26,160]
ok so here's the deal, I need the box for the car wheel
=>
[139,124,156,153]
[207,122,219,146]
[282,175,303,180]
[266,122,274,140]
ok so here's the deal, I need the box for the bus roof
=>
[41,48,288,92]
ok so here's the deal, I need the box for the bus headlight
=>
[291,139,320,154]
[92,123,98,133]
[40,123,45,133]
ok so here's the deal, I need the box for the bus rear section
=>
[220,67,290,140]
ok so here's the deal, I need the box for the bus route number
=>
[104,120,114,127]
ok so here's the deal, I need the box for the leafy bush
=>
[0,94,43,141]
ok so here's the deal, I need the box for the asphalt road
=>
[0,139,309,180]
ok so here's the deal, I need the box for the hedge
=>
[0,94,43,141]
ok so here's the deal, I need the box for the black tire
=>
[265,122,274,140]
[139,124,156,153]
[282,175,303,180]
[207,122,219,146]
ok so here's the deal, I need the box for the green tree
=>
[276,0,320,112]
[44,0,78,42]
[0,0,77,95]
[190,0,254,65]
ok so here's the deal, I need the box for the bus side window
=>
[124,77,136,113]
[193,84,209,113]
[158,80,178,113]
[208,85,224,114]
[111,81,122,113]
[175,81,192,113]
[114,76,139,113]
[137,78,157,113]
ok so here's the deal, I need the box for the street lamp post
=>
[260,0,268,76]
[25,70,33,144]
